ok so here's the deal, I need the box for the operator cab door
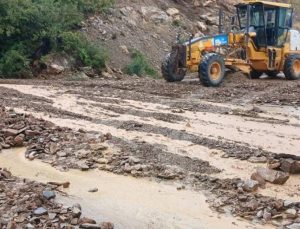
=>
[237,3,293,48]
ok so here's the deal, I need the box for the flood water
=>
[0,148,270,229]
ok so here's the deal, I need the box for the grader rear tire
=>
[250,70,263,79]
[162,53,186,82]
[284,54,300,80]
[266,71,279,78]
[199,53,225,87]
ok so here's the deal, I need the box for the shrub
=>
[125,50,158,77]
[59,32,108,71]
[0,0,113,77]
[77,0,115,14]
[0,49,30,77]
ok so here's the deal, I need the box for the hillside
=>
[84,0,239,73]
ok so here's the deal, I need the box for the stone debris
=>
[0,167,113,228]
[0,106,112,172]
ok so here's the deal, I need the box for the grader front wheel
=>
[199,53,225,87]
[162,52,186,82]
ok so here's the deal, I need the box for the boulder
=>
[196,21,207,32]
[285,208,298,219]
[242,179,259,192]
[140,7,169,23]
[251,172,266,188]
[48,64,64,74]
[280,158,300,174]
[256,167,290,185]
[166,8,180,17]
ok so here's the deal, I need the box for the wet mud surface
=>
[0,75,300,228]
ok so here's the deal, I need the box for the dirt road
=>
[0,75,300,228]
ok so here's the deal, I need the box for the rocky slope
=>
[83,0,239,73]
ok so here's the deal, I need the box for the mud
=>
[0,76,300,228]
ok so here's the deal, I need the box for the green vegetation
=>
[125,49,158,78]
[0,0,114,77]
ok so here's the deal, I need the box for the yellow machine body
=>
[162,0,300,86]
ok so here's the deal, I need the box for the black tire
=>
[266,70,279,78]
[162,53,186,82]
[250,70,263,79]
[199,53,225,87]
[284,54,300,80]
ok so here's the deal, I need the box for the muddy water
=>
[0,148,269,229]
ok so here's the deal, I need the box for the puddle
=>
[0,148,268,229]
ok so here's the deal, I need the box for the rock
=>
[2,128,19,137]
[25,130,40,137]
[274,200,284,210]
[96,158,109,164]
[48,64,64,74]
[140,7,169,23]
[263,211,272,221]
[285,209,298,219]
[79,224,101,229]
[42,190,56,200]
[33,207,48,216]
[77,162,90,171]
[25,223,35,229]
[196,21,207,32]
[248,156,267,164]
[284,200,295,208]
[72,72,89,80]
[242,179,259,192]
[120,45,129,54]
[13,135,24,147]
[280,159,300,174]
[166,8,180,16]
[268,160,281,170]
[57,151,67,157]
[99,222,114,229]
[256,167,290,184]
[79,217,96,225]
[287,223,300,229]
[71,204,82,218]
[128,156,141,164]
[102,72,113,78]
[71,218,79,225]
[251,172,266,188]
[246,199,259,211]
[88,188,98,193]
[199,14,218,25]
[48,213,57,220]
[257,210,264,218]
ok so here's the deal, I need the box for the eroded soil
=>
[0,75,300,228]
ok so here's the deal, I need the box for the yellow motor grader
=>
[162,0,300,87]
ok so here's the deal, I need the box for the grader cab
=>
[162,0,300,87]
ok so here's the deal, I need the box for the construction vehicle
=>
[162,0,300,87]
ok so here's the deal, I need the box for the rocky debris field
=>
[0,75,300,228]
[0,167,113,229]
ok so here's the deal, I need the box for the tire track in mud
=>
[1,85,297,162]
[2,83,300,228]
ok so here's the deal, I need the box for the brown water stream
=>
[0,148,270,229]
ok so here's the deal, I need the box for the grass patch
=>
[124,49,158,78]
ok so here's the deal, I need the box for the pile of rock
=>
[0,167,113,229]
[0,106,112,172]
